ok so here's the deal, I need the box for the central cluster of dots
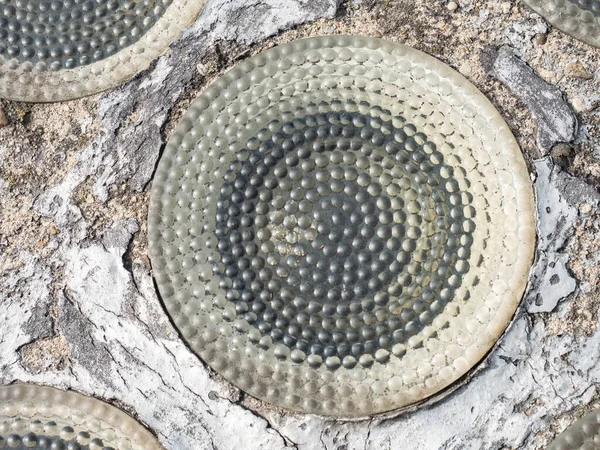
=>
[0,0,171,70]
[573,0,600,15]
[211,104,475,369]
[0,423,109,450]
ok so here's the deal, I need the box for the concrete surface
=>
[1,0,600,449]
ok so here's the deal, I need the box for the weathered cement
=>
[1,0,600,449]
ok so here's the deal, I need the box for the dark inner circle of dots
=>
[0,430,107,449]
[574,0,600,15]
[212,102,475,369]
[0,0,171,70]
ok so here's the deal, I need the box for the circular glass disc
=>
[0,0,206,102]
[548,409,600,450]
[148,36,536,417]
[0,384,163,449]
[523,0,600,48]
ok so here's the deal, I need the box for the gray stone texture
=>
[484,46,578,154]
[1,0,600,449]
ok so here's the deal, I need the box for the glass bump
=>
[0,384,163,449]
[0,0,206,102]
[547,409,600,450]
[148,35,536,417]
[523,0,600,48]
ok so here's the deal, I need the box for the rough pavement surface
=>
[1,0,600,449]
[484,46,578,153]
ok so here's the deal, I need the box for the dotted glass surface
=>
[548,409,600,450]
[0,384,163,449]
[523,0,600,48]
[0,0,206,102]
[148,36,536,417]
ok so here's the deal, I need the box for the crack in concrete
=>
[2,1,600,449]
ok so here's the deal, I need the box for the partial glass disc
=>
[0,0,206,102]
[523,0,600,48]
[548,409,600,450]
[148,36,536,417]
[0,384,163,449]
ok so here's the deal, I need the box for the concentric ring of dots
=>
[148,35,536,416]
[523,0,600,48]
[548,409,600,450]
[0,384,163,449]
[0,0,206,102]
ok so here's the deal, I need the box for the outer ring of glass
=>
[0,0,206,102]
[148,35,536,417]
[0,384,163,449]
[523,0,600,48]
[547,409,600,450]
